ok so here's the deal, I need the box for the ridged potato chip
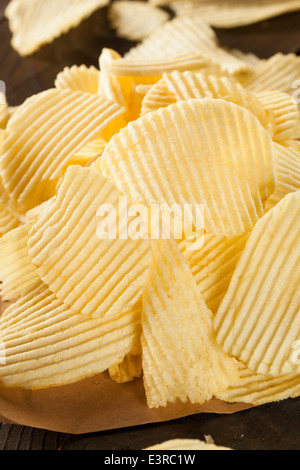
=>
[0,281,141,389]
[178,232,249,315]
[0,203,22,236]
[101,98,276,238]
[141,238,239,408]
[125,16,252,75]
[98,47,212,122]
[165,0,300,28]
[5,0,110,56]
[214,190,300,377]
[162,70,275,136]
[256,90,300,142]
[109,1,170,41]
[140,78,177,116]
[108,352,142,384]
[265,143,300,211]
[239,53,300,95]
[28,165,152,318]
[0,89,125,212]
[216,362,300,406]
[0,223,40,302]
[55,65,100,94]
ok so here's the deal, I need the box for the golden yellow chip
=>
[140,78,177,116]
[0,223,40,302]
[141,238,239,408]
[101,98,276,238]
[256,90,300,142]
[178,232,249,315]
[55,65,100,94]
[162,70,274,136]
[239,53,300,95]
[5,0,110,56]
[265,143,300,211]
[125,16,252,75]
[214,190,300,377]
[216,362,300,406]
[27,165,152,318]
[0,281,141,389]
[0,202,22,237]
[108,353,142,384]
[0,89,125,212]
[98,47,212,122]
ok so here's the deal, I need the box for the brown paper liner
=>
[0,371,253,434]
[0,297,253,434]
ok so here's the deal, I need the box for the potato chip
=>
[140,67,231,116]
[165,0,300,28]
[225,49,261,67]
[108,352,142,383]
[0,223,40,302]
[216,362,300,406]
[101,98,276,238]
[0,203,22,237]
[124,16,252,75]
[256,90,300,142]
[265,143,300,211]
[55,65,100,94]
[214,190,300,377]
[27,165,152,318]
[109,1,170,41]
[162,70,274,136]
[0,89,125,212]
[66,138,107,168]
[0,105,9,130]
[140,78,177,116]
[5,0,110,56]
[98,47,213,122]
[145,438,232,450]
[0,281,141,389]
[178,232,249,315]
[141,238,239,409]
[239,53,300,95]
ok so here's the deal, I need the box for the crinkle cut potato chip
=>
[108,352,143,384]
[214,190,300,377]
[0,223,40,302]
[98,47,212,123]
[124,16,252,75]
[0,89,125,213]
[28,165,152,318]
[265,143,300,211]
[239,53,300,95]
[0,280,142,389]
[5,0,110,56]
[161,70,275,136]
[216,362,300,407]
[108,1,170,41]
[178,231,249,315]
[255,90,300,143]
[101,98,276,238]
[162,0,300,28]
[54,65,100,94]
[141,238,239,409]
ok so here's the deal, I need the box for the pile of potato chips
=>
[5,0,300,56]
[0,12,299,412]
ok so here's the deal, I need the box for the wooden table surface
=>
[0,0,300,451]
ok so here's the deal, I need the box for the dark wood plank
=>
[0,0,300,451]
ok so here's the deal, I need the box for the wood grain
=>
[0,0,300,450]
